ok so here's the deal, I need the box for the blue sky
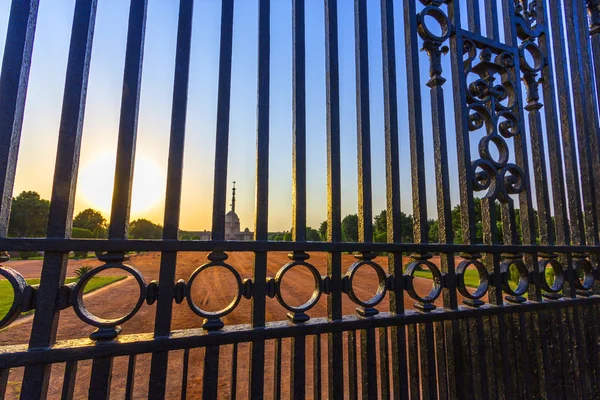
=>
[0,1,534,232]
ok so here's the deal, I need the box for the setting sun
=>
[78,153,165,217]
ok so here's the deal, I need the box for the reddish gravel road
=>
[0,252,462,399]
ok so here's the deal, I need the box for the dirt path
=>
[0,252,467,399]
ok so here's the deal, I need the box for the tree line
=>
[9,191,540,245]
[8,191,163,240]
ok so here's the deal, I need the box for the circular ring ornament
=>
[274,261,322,314]
[456,260,489,303]
[574,257,595,291]
[344,260,387,309]
[405,260,442,309]
[73,263,147,328]
[417,6,451,43]
[500,258,529,301]
[0,267,27,329]
[538,258,564,294]
[519,41,544,73]
[186,262,243,320]
[479,133,510,168]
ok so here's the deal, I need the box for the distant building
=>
[184,182,253,241]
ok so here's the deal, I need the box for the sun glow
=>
[78,153,165,216]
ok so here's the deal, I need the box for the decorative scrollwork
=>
[186,252,243,331]
[515,0,543,38]
[274,252,323,323]
[73,260,148,340]
[463,40,526,204]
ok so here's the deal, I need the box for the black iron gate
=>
[1,0,600,398]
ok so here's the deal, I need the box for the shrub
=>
[191,235,200,240]
[74,266,93,280]
[18,250,39,260]
[181,234,191,241]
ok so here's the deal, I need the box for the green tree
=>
[73,209,106,236]
[191,235,201,240]
[181,233,191,241]
[372,209,414,243]
[283,231,292,241]
[306,227,321,241]
[8,191,50,237]
[129,219,163,239]
[342,214,358,242]
[319,220,327,241]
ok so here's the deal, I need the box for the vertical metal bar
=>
[347,331,358,400]
[61,362,78,400]
[448,3,477,246]
[467,0,481,35]
[211,0,235,242]
[564,0,600,247]
[149,0,194,396]
[292,0,306,242]
[88,357,113,400]
[403,0,428,245]
[290,2,307,396]
[324,0,343,398]
[181,349,190,400]
[379,328,390,400]
[203,346,220,400]
[249,0,269,398]
[313,334,322,400]
[106,0,148,241]
[407,324,420,400]
[0,0,39,237]
[354,0,372,244]
[125,355,136,400]
[484,0,499,39]
[419,323,437,400]
[290,336,306,400]
[230,343,238,400]
[20,1,97,397]
[0,368,9,399]
[547,0,586,250]
[381,2,409,396]
[573,0,600,245]
[360,328,378,400]
[435,322,449,400]
[89,1,147,396]
[273,338,282,400]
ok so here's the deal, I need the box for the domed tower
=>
[225,181,241,240]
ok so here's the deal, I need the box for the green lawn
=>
[0,276,125,319]
[413,269,482,288]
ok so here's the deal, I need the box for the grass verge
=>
[0,276,126,319]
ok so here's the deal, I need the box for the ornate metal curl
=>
[456,255,489,307]
[73,261,148,340]
[405,254,442,312]
[463,41,526,205]
[0,266,28,329]
[514,0,543,38]
[186,252,243,331]
[273,251,323,323]
[342,254,387,317]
